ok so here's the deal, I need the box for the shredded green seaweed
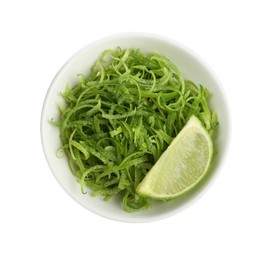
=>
[54,47,218,212]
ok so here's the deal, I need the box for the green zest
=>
[54,47,218,212]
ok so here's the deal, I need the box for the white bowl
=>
[41,33,230,222]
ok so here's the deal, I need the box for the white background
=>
[1,0,267,259]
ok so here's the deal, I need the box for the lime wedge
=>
[136,115,213,200]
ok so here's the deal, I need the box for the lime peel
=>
[54,47,218,212]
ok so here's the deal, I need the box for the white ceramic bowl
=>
[41,33,230,222]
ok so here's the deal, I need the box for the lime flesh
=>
[136,115,213,200]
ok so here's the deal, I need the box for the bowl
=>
[41,33,230,222]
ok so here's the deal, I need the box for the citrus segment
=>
[136,115,213,200]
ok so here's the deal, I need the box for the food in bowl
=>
[51,47,218,212]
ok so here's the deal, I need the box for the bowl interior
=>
[41,33,229,222]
